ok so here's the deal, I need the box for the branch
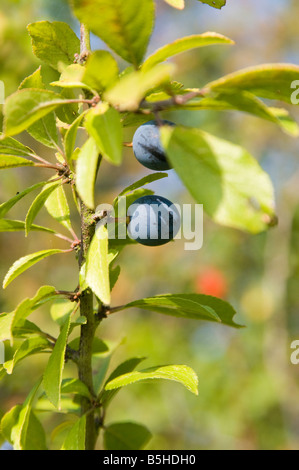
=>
[140,87,210,114]
[80,23,91,63]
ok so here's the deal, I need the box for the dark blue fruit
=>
[132,120,175,171]
[127,195,181,247]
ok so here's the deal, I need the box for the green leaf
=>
[268,107,299,137]
[0,286,56,343]
[183,90,299,136]
[83,50,119,92]
[43,314,71,409]
[19,67,44,90]
[100,357,146,406]
[104,422,152,450]
[161,126,276,233]
[206,63,299,104]
[50,420,74,442]
[0,219,55,233]
[0,134,35,157]
[1,379,46,450]
[61,415,86,450]
[76,137,100,209]
[164,0,185,9]
[27,21,80,70]
[19,67,58,148]
[92,356,112,395]
[199,0,226,8]
[13,319,43,338]
[56,88,80,124]
[143,33,234,71]
[51,64,91,91]
[25,182,60,236]
[104,64,174,111]
[92,339,137,395]
[85,103,123,166]
[2,408,47,450]
[61,378,92,400]
[105,364,199,395]
[110,265,121,292]
[73,0,155,67]
[85,225,111,305]
[45,185,73,234]
[3,250,64,288]
[118,172,168,197]
[121,112,155,128]
[3,337,50,374]
[0,181,47,218]
[4,89,66,137]
[68,336,110,356]
[130,296,221,321]
[0,155,34,169]
[64,112,87,164]
[118,293,241,328]
[50,300,74,326]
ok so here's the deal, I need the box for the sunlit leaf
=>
[100,357,146,406]
[61,415,86,450]
[143,33,234,71]
[45,185,74,234]
[161,126,276,233]
[27,21,80,70]
[116,293,241,328]
[164,0,185,9]
[43,314,71,408]
[4,89,66,137]
[0,155,34,169]
[104,64,174,111]
[19,67,58,148]
[83,50,119,92]
[64,111,87,164]
[0,286,56,343]
[3,250,65,288]
[76,137,100,209]
[25,183,60,236]
[61,378,92,400]
[118,172,168,197]
[85,103,123,166]
[0,134,35,157]
[182,90,299,136]
[206,63,299,104]
[0,219,55,233]
[51,64,91,90]
[1,379,46,450]
[72,0,155,66]
[3,337,50,374]
[85,225,111,305]
[0,181,47,219]
[50,300,74,327]
[105,364,199,395]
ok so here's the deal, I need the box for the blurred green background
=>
[1,0,299,450]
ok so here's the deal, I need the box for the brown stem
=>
[77,200,98,450]
[54,233,75,244]
[33,163,61,170]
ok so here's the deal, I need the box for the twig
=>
[54,233,75,244]
[140,87,209,113]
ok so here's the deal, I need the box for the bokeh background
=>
[1,0,299,450]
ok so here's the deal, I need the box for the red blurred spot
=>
[196,267,228,298]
